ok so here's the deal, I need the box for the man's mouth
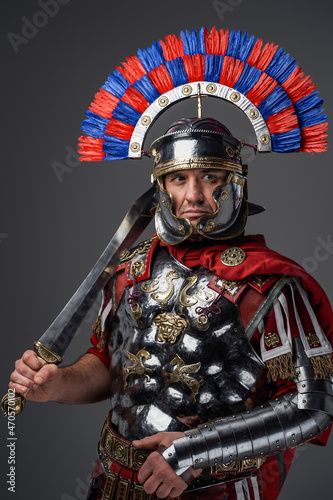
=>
[180,210,212,218]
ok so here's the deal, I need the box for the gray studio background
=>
[1,0,332,499]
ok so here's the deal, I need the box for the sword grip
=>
[2,341,63,416]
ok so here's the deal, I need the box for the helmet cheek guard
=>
[155,178,193,245]
[196,173,248,240]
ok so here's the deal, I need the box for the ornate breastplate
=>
[108,243,266,440]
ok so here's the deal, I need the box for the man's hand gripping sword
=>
[2,187,156,416]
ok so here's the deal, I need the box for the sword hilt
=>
[1,341,62,416]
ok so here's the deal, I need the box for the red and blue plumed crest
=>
[78,27,327,161]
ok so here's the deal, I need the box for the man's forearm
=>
[51,353,110,404]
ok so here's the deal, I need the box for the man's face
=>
[164,168,227,234]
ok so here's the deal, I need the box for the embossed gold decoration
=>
[205,221,215,232]
[220,247,246,266]
[123,348,153,389]
[206,83,217,94]
[259,134,270,145]
[102,471,117,500]
[151,270,179,309]
[264,332,280,348]
[158,96,169,107]
[195,286,215,303]
[131,259,144,277]
[231,174,245,186]
[213,456,265,474]
[162,196,168,206]
[179,275,198,313]
[1,393,26,417]
[132,450,148,468]
[119,238,156,263]
[229,91,241,102]
[131,303,142,320]
[141,278,159,293]
[248,108,259,119]
[182,84,192,95]
[154,152,162,165]
[166,354,203,402]
[154,312,188,343]
[178,224,185,234]
[221,279,240,291]
[306,332,321,348]
[152,156,243,179]
[196,314,210,331]
[220,190,229,201]
[99,418,150,472]
[33,341,63,364]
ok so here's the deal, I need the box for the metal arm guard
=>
[162,338,333,474]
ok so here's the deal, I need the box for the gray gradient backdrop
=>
[1,1,332,499]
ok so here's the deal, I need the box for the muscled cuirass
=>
[107,244,266,441]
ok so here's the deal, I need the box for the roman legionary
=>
[7,27,333,500]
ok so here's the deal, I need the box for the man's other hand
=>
[133,432,202,498]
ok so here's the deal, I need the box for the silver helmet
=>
[151,117,262,245]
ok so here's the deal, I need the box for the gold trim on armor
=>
[98,417,266,477]
[123,349,153,389]
[152,156,242,179]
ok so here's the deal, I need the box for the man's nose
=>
[185,179,204,204]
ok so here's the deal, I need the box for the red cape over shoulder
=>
[161,234,333,347]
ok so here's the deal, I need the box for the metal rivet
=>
[205,221,215,232]
[248,108,259,120]
[182,84,193,96]
[178,224,185,235]
[259,134,270,146]
[158,96,169,107]
[140,115,151,126]
[230,91,241,102]
[221,190,229,201]
[195,459,199,463]
[162,197,167,206]
[168,453,172,457]
[206,83,217,94]
[130,142,140,153]
[303,399,306,404]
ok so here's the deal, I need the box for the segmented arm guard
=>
[162,338,333,474]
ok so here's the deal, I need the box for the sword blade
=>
[38,186,155,357]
